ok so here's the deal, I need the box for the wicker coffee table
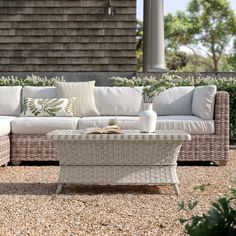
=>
[46,130,191,195]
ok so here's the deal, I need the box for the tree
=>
[188,0,236,71]
[166,51,188,71]
[165,0,236,72]
[164,11,202,72]
[136,20,143,71]
[227,39,236,70]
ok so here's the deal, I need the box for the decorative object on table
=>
[84,125,123,134]
[139,103,157,133]
[110,73,176,133]
[108,106,118,126]
[108,118,117,126]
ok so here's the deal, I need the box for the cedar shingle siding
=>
[0,0,136,72]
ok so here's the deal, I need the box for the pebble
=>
[0,151,235,235]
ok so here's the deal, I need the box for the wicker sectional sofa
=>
[0,85,229,166]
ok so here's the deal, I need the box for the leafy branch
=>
[178,184,236,235]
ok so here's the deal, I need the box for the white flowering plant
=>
[0,74,64,86]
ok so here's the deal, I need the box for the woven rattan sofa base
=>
[11,134,57,165]
[178,135,228,165]
[0,135,10,166]
[10,133,228,165]
[10,91,229,166]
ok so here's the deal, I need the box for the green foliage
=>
[188,0,236,71]
[165,11,197,50]
[136,20,143,72]
[0,74,64,86]
[193,184,211,192]
[227,39,236,71]
[164,0,236,72]
[166,51,188,71]
[179,185,236,236]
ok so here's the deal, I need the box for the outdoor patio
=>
[0,0,236,235]
[0,151,235,235]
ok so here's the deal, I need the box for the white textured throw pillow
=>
[153,86,195,115]
[55,81,100,117]
[192,85,217,120]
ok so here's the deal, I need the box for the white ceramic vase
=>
[139,103,157,133]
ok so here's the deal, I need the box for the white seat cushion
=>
[78,116,140,130]
[11,117,80,134]
[156,116,214,135]
[153,86,195,115]
[0,116,16,136]
[79,116,214,135]
[95,87,142,116]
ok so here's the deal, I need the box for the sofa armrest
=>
[214,91,229,136]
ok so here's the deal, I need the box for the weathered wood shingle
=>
[0,0,136,72]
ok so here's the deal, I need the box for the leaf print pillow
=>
[23,97,76,117]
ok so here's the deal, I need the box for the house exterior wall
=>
[0,0,136,72]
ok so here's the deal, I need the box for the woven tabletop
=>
[46,130,191,141]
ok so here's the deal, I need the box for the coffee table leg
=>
[173,184,179,195]
[56,183,63,194]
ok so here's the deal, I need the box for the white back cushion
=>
[95,87,142,116]
[153,86,195,115]
[192,85,217,120]
[22,86,57,99]
[0,86,22,116]
[22,86,57,112]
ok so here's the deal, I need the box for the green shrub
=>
[0,74,64,86]
[178,185,236,236]
[110,72,236,142]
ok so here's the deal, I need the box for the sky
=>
[137,0,236,20]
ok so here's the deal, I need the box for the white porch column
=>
[143,0,151,72]
[143,0,166,72]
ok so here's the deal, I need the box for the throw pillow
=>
[54,81,100,117]
[192,85,217,120]
[23,97,75,117]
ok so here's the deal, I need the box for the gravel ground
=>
[0,152,236,236]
